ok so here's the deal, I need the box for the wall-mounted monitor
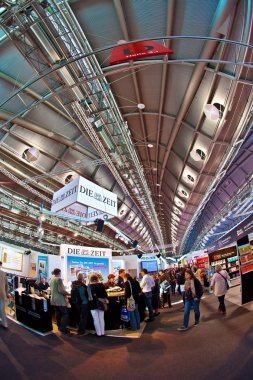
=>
[141,260,158,272]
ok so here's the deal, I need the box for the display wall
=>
[237,235,253,305]
[208,245,239,279]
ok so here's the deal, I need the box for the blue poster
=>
[67,256,109,282]
[38,255,48,280]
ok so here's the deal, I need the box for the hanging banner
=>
[110,40,173,65]
[51,176,117,217]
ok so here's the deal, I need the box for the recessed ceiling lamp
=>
[158,194,162,197]
[175,197,185,209]
[173,206,182,215]
[185,173,195,184]
[147,143,153,148]
[152,167,157,171]
[156,183,160,187]
[65,174,73,184]
[180,188,189,198]
[171,213,180,222]
[203,104,219,121]
[137,103,145,109]
[23,147,40,162]
[190,148,206,161]
[47,131,54,137]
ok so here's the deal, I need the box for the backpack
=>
[71,281,86,305]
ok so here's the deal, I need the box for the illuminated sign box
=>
[51,176,117,218]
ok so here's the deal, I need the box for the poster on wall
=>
[38,256,48,280]
[0,246,23,272]
[29,262,37,278]
[67,255,109,282]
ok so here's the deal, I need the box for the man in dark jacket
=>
[117,269,126,289]
[124,273,141,330]
[71,272,89,336]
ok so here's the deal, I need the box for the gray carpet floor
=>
[1,291,253,380]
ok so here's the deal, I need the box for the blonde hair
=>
[215,264,222,273]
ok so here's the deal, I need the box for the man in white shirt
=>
[140,269,155,322]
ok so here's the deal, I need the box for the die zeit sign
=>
[51,176,117,217]
[110,40,173,65]
[60,244,112,258]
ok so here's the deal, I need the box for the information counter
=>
[14,289,146,334]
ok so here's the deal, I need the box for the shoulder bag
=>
[127,281,136,312]
[218,272,230,290]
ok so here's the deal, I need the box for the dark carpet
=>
[1,293,253,380]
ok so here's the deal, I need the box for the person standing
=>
[159,270,172,308]
[124,273,141,331]
[177,269,203,331]
[50,268,70,334]
[140,269,155,322]
[151,274,160,316]
[71,272,89,336]
[0,261,8,329]
[170,269,177,295]
[88,275,108,336]
[211,265,230,315]
[116,269,126,289]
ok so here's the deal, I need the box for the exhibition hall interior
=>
[1,1,253,379]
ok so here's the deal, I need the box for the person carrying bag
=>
[88,275,108,336]
[124,273,141,331]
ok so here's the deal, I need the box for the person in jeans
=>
[177,269,203,331]
[0,261,8,329]
[71,272,89,336]
[50,268,70,334]
[140,269,155,322]
[211,264,230,315]
[88,275,108,336]
[124,273,141,331]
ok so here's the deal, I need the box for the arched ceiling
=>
[0,0,253,256]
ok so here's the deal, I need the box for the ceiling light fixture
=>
[180,189,189,198]
[190,148,206,161]
[186,174,195,184]
[203,103,225,121]
[23,147,40,162]
[137,103,145,109]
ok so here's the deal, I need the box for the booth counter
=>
[15,291,52,333]
[14,289,146,334]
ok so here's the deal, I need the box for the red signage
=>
[110,41,173,65]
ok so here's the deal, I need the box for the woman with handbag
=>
[88,274,108,336]
[211,265,230,315]
[124,273,141,331]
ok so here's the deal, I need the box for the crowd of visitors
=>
[43,264,231,336]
